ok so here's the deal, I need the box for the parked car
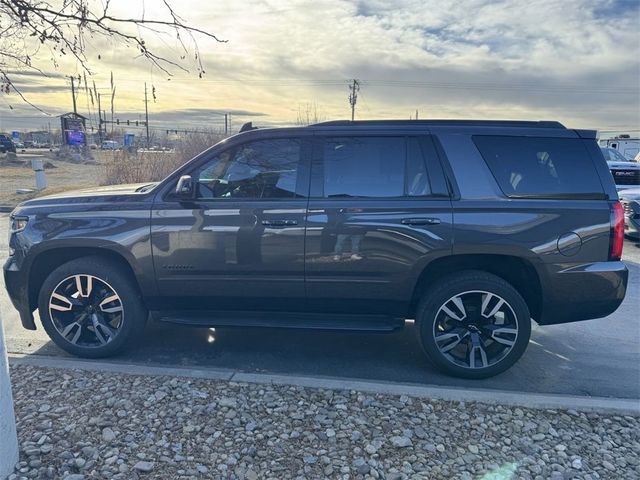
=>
[599,136,640,160]
[0,134,17,153]
[101,140,119,150]
[4,120,628,379]
[618,187,640,239]
[601,147,640,191]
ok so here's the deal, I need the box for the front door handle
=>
[401,217,441,226]
[262,219,298,227]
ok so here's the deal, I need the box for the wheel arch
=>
[27,246,143,312]
[409,254,543,322]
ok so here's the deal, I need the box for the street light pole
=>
[0,311,18,478]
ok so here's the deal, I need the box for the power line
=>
[20,76,638,95]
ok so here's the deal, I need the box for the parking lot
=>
[1,212,638,400]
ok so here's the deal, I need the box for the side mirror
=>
[175,175,194,199]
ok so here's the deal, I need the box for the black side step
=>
[153,310,405,332]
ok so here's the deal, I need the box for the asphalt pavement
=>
[1,212,639,399]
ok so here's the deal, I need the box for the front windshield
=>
[602,148,630,162]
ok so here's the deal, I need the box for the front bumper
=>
[537,261,629,325]
[3,256,36,330]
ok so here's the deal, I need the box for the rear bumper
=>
[537,261,628,325]
[3,256,36,330]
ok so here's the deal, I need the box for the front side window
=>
[195,138,301,199]
[322,137,405,198]
[473,136,604,198]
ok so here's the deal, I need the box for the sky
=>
[1,0,639,136]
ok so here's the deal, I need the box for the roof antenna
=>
[239,122,258,133]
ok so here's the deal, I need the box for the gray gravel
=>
[7,364,640,479]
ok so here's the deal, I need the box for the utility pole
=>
[69,76,77,114]
[348,79,360,121]
[224,114,228,135]
[415,109,419,120]
[97,93,103,145]
[144,83,150,148]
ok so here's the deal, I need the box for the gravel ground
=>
[7,364,639,480]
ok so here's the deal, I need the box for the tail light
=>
[609,201,624,261]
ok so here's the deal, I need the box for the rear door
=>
[305,132,453,316]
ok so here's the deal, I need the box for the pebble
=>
[101,427,116,442]
[391,436,413,448]
[7,364,639,479]
[134,461,154,472]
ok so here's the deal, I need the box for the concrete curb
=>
[9,354,640,416]
[0,314,19,479]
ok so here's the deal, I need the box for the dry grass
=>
[0,133,225,205]
[0,157,100,205]
[101,132,225,185]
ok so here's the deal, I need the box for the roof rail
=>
[311,119,566,129]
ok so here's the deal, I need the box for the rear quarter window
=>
[473,136,605,199]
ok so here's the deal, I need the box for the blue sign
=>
[11,131,19,140]
[124,133,135,146]
[66,130,86,145]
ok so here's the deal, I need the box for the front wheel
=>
[38,256,147,358]
[417,271,532,379]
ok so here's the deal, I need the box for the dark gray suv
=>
[4,120,628,378]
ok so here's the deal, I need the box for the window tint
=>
[406,137,432,196]
[473,136,604,198]
[323,137,405,197]
[196,138,301,199]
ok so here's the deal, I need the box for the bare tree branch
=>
[0,0,226,108]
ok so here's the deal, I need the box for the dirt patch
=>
[0,154,101,206]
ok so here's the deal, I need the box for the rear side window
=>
[323,137,405,197]
[473,136,604,198]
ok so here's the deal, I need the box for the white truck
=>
[599,135,640,160]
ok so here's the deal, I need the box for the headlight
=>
[10,216,28,234]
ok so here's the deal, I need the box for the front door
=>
[151,136,311,312]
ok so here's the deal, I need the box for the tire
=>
[416,270,531,379]
[38,256,147,358]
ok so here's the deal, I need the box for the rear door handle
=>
[401,217,441,226]
[262,219,298,227]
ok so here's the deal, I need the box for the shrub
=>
[101,132,226,185]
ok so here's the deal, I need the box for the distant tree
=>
[0,0,225,109]
[296,102,325,126]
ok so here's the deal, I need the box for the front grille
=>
[611,169,640,186]
[622,201,633,217]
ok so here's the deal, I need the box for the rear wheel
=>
[38,256,147,358]
[417,271,531,379]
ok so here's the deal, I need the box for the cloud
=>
[1,0,638,131]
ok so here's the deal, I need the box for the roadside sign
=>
[66,130,86,146]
